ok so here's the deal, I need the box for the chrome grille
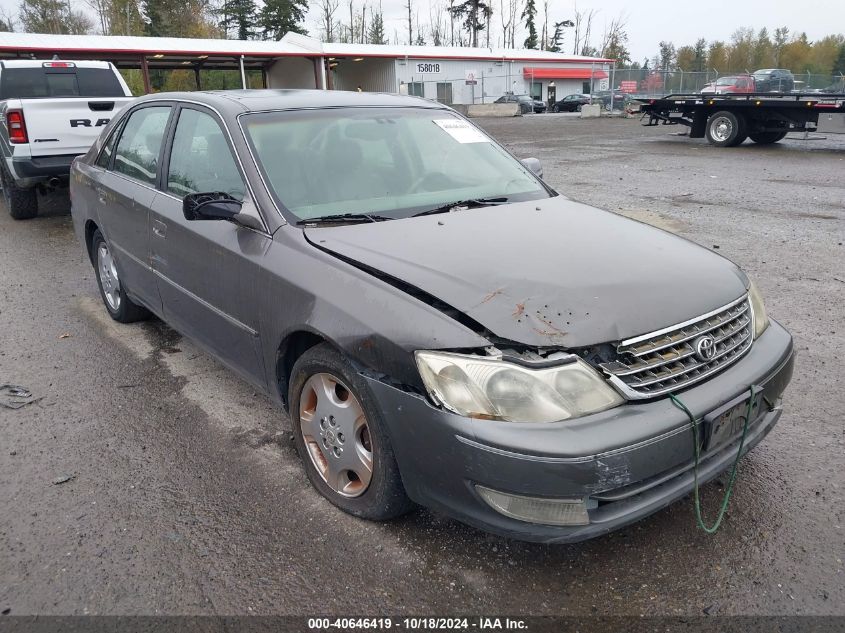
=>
[600,295,753,399]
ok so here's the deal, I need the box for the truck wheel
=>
[91,229,150,323]
[0,163,38,220]
[706,111,746,147]
[749,131,788,145]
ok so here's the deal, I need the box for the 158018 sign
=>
[415,62,441,74]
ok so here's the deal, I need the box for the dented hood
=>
[304,198,748,348]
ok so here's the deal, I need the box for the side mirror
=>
[183,192,242,222]
[521,157,543,179]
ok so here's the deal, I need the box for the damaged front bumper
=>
[364,320,794,543]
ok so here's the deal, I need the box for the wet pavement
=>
[1,116,843,616]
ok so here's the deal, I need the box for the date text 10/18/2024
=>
[308,617,528,630]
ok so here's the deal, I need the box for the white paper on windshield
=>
[433,118,490,143]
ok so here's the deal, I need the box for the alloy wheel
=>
[97,242,121,312]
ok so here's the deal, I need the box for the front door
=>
[95,104,172,311]
[149,105,269,387]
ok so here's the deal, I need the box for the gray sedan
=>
[70,90,794,542]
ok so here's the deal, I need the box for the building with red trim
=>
[0,31,614,105]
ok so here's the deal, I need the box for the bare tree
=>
[429,1,446,46]
[572,4,597,55]
[540,0,548,50]
[599,13,629,62]
[0,6,16,30]
[405,0,412,44]
[318,0,339,42]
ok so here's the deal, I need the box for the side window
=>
[96,122,122,169]
[166,108,245,201]
[113,106,171,185]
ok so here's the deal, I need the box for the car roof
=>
[132,89,449,115]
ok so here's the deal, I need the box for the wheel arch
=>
[84,220,100,264]
[275,329,332,411]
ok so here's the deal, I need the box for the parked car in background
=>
[701,75,755,95]
[752,69,795,92]
[70,90,793,543]
[552,94,591,112]
[0,60,133,219]
[495,93,546,114]
[593,90,631,111]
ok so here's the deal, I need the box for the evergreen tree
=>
[833,44,845,76]
[521,0,536,49]
[546,19,572,53]
[218,0,257,40]
[142,0,215,38]
[367,4,386,44]
[260,0,307,40]
[692,38,707,72]
[447,0,490,48]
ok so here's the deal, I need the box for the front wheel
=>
[289,343,413,520]
[749,131,788,145]
[552,105,560,113]
[91,229,150,323]
[706,110,747,147]
[576,104,582,112]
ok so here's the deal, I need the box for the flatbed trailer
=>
[639,92,845,147]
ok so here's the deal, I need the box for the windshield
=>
[716,77,740,86]
[241,107,550,222]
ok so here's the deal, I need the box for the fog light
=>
[476,485,591,526]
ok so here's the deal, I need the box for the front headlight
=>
[414,351,623,423]
[748,279,770,339]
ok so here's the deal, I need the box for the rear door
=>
[94,103,173,310]
[1,64,133,156]
[149,104,268,386]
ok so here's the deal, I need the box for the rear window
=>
[0,67,126,99]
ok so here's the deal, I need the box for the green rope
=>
[669,386,757,534]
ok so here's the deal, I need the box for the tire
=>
[289,343,414,521]
[552,105,559,113]
[749,131,788,145]
[90,229,150,323]
[706,110,747,147]
[0,162,38,220]
[576,104,582,112]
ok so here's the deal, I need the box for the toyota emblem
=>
[694,335,717,362]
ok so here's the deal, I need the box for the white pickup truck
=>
[0,60,134,219]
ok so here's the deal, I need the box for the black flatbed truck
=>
[640,92,845,147]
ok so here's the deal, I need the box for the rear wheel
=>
[91,229,150,323]
[0,163,38,220]
[706,110,747,147]
[289,343,413,520]
[749,131,788,145]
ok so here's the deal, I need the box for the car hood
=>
[304,198,748,348]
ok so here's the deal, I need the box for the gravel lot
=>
[1,113,843,617]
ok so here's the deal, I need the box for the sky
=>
[0,0,841,62]
[302,0,843,61]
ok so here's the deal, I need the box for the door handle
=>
[152,219,167,239]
